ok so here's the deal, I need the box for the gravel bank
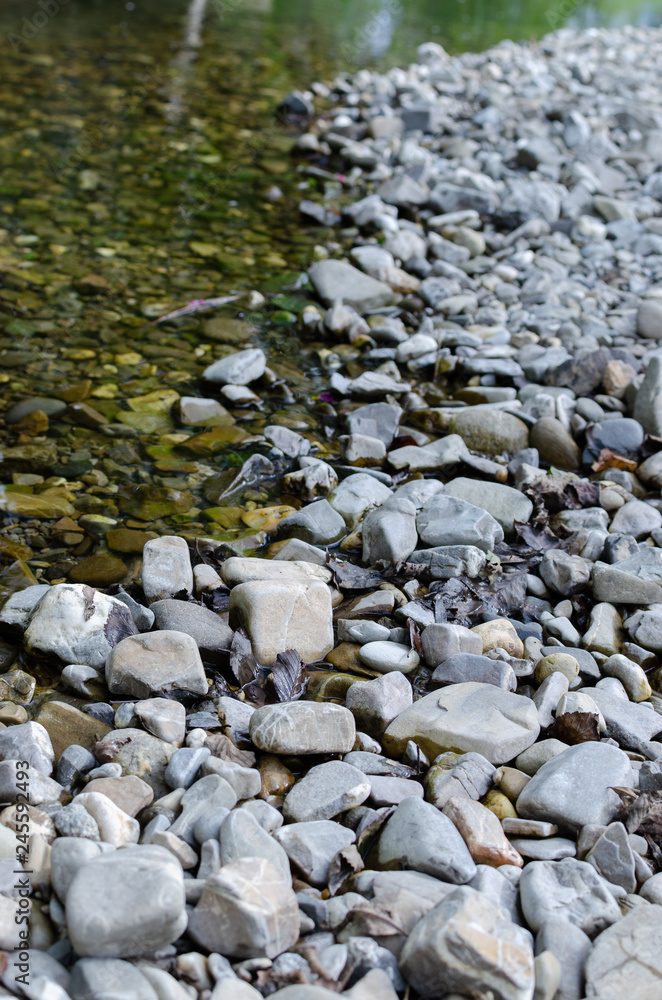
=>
[2,24,662,1000]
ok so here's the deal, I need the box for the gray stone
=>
[358,640,420,674]
[408,544,487,580]
[592,546,662,603]
[65,845,186,957]
[610,499,662,539]
[633,355,662,435]
[308,260,396,312]
[345,672,413,738]
[587,685,662,748]
[105,630,207,698]
[362,497,418,566]
[283,760,370,822]
[536,917,591,1000]
[377,797,477,884]
[328,474,392,528]
[424,752,496,810]
[416,493,504,552]
[229,579,333,665]
[519,858,621,937]
[202,757,261,799]
[277,500,346,545]
[431,653,517,690]
[275,821,356,886]
[508,837,576,861]
[442,478,533,538]
[421,623,483,666]
[220,809,290,876]
[68,959,158,1000]
[264,424,310,458]
[586,821,636,892]
[178,396,232,425]
[515,740,570,776]
[539,550,590,597]
[637,299,662,338]
[141,536,193,603]
[55,802,101,840]
[400,886,535,1000]
[250,701,355,755]
[202,348,266,385]
[52,838,112,901]
[150,600,233,658]
[383,682,540,764]
[346,403,403,446]
[169,774,237,845]
[516,742,633,830]
[165,746,211,789]
[0,721,54,775]
[23,584,137,668]
[188,858,300,958]
[584,903,662,999]
[0,584,50,635]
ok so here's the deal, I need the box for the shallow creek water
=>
[1,0,662,605]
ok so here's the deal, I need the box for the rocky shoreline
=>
[1,22,662,1000]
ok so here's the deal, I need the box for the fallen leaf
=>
[271,649,307,703]
[230,628,259,686]
[327,844,365,896]
[591,448,638,473]
[327,555,383,590]
[548,711,601,745]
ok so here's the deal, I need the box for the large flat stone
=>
[383,682,539,764]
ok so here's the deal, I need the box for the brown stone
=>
[325,643,364,674]
[530,417,580,471]
[35,701,112,760]
[106,528,158,553]
[68,553,127,587]
[258,754,295,802]
[471,619,524,658]
[84,775,154,817]
[67,402,109,428]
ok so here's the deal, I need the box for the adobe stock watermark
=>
[14,760,32,990]
[546,0,580,31]
[7,0,72,53]
[337,0,402,65]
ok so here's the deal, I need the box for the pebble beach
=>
[2,21,662,1000]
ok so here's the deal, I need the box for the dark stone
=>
[583,419,645,462]
[513,622,543,642]
[603,534,640,564]
[150,599,233,660]
[430,653,515,689]
[83,703,116,726]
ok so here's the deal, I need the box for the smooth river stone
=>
[358,640,420,674]
[105,630,208,698]
[229,579,333,665]
[249,702,355,755]
[382,682,540,764]
[516,741,633,831]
